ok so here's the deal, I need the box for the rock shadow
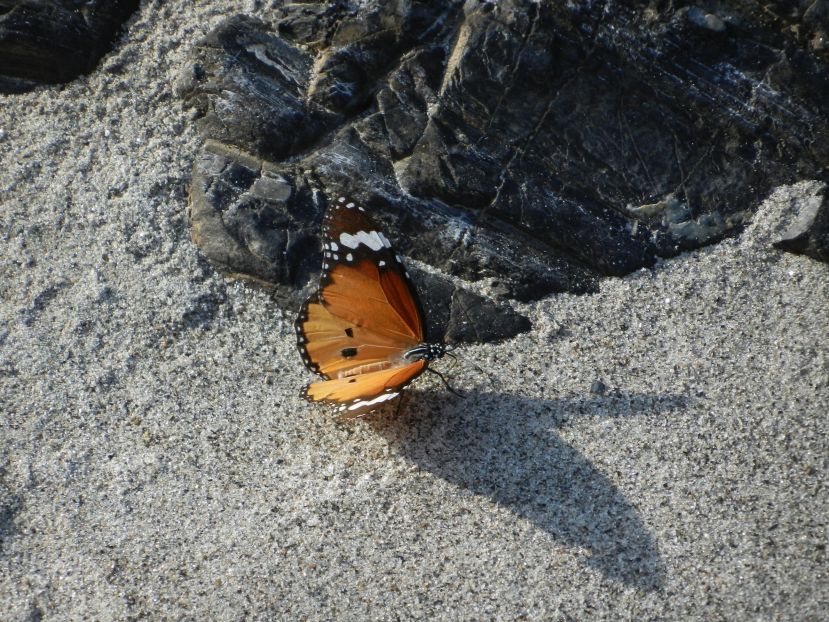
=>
[370,390,689,590]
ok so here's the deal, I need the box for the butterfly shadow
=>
[368,389,691,591]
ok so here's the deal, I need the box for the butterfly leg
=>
[393,392,407,418]
[425,367,462,397]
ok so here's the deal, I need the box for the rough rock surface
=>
[188,140,531,343]
[0,0,140,92]
[178,0,829,325]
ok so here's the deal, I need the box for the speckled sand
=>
[1,2,827,620]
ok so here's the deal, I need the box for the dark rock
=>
[410,269,532,345]
[0,0,139,91]
[188,141,322,296]
[590,380,607,396]
[180,1,829,341]
[189,141,530,344]
[175,15,332,161]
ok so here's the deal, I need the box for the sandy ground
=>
[1,2,827,620]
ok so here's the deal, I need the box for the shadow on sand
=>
[368,389,689,591]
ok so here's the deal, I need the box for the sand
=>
[1,2,827,619]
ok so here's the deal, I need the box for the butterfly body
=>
[402,343,447,363]
[295,196,447,418]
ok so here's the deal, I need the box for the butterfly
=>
[295,196,448,419]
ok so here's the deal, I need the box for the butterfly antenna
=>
[426,367,462,397]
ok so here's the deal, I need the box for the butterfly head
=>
[403,342,447,363]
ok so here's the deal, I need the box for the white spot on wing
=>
[346,253,353,262]
[347,392,399,411]
[378,232,391,248]
[330,242,338,251]
[338,197,346,203]
[339,230,386,251]
[378,260,386,267]
[339,234,358,249]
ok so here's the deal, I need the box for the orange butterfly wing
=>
[305,360,427,419]
[297,294,417,380]
[295,196,432,417]
[321,258,422,342]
